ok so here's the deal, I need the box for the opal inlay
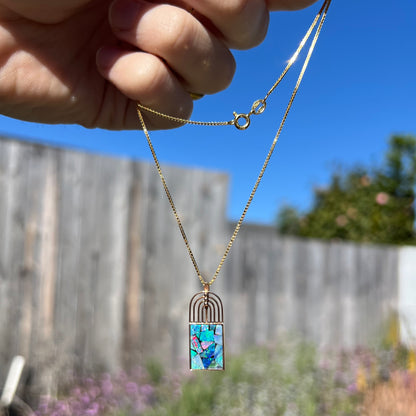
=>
[190,324,224,370]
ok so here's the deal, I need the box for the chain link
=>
[136,104,234,127]
[137,0,332,287]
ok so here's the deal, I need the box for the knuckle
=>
[218,0,252,17]
[235,13,269,50]
[204,54,236,94]
[136,55,169,99]
[213,0,269,50]
[154,7,194,56]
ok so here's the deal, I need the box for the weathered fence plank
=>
[54,150,85,379]
[399,247,416,346]
[0,141,32,377]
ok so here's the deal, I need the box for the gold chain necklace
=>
[137,0,332,370]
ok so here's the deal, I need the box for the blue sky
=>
[1,0,415,224]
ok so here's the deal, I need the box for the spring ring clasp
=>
[233,112,251,130]
[232,99,267,131]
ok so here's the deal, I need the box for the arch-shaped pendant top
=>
[189,290,223,324]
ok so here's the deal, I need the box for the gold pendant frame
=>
[189,288,224,370]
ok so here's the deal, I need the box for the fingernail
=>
[96,46,120,71]
[111,0,142,31]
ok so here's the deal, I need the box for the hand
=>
[0,0,317,130]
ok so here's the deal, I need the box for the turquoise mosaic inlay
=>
[190,324,224,370]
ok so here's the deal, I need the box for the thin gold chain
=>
[137,0,332,287]
[137,0,330,130]
[211,0,331,285]
[137,109,205,282]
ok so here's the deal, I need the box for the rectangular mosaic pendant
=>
[189,288,224,370]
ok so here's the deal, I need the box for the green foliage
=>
[145,358,164,384]
[276,206,302,235]
[277,135,416,244]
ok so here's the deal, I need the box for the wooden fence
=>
[224,224,399,351]
[0,137,414,397]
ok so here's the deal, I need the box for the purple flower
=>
[101,378,113,397]
[125,381,139,397]
[347,383,357,394]
[139,384,154,397]
[37,396,50,414]
[85,402,99,416]
[88,386,101,400]
[116,371,128,383]
[84,378,94,387]
[55,401,70,415]
[70,388,81,398]
[80,393,90,405]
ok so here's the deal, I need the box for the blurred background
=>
[0,0,416,415]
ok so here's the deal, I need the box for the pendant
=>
[189,285,224,370]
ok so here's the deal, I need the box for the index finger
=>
[266,0,318,11]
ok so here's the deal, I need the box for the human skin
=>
[0,0,318,130]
